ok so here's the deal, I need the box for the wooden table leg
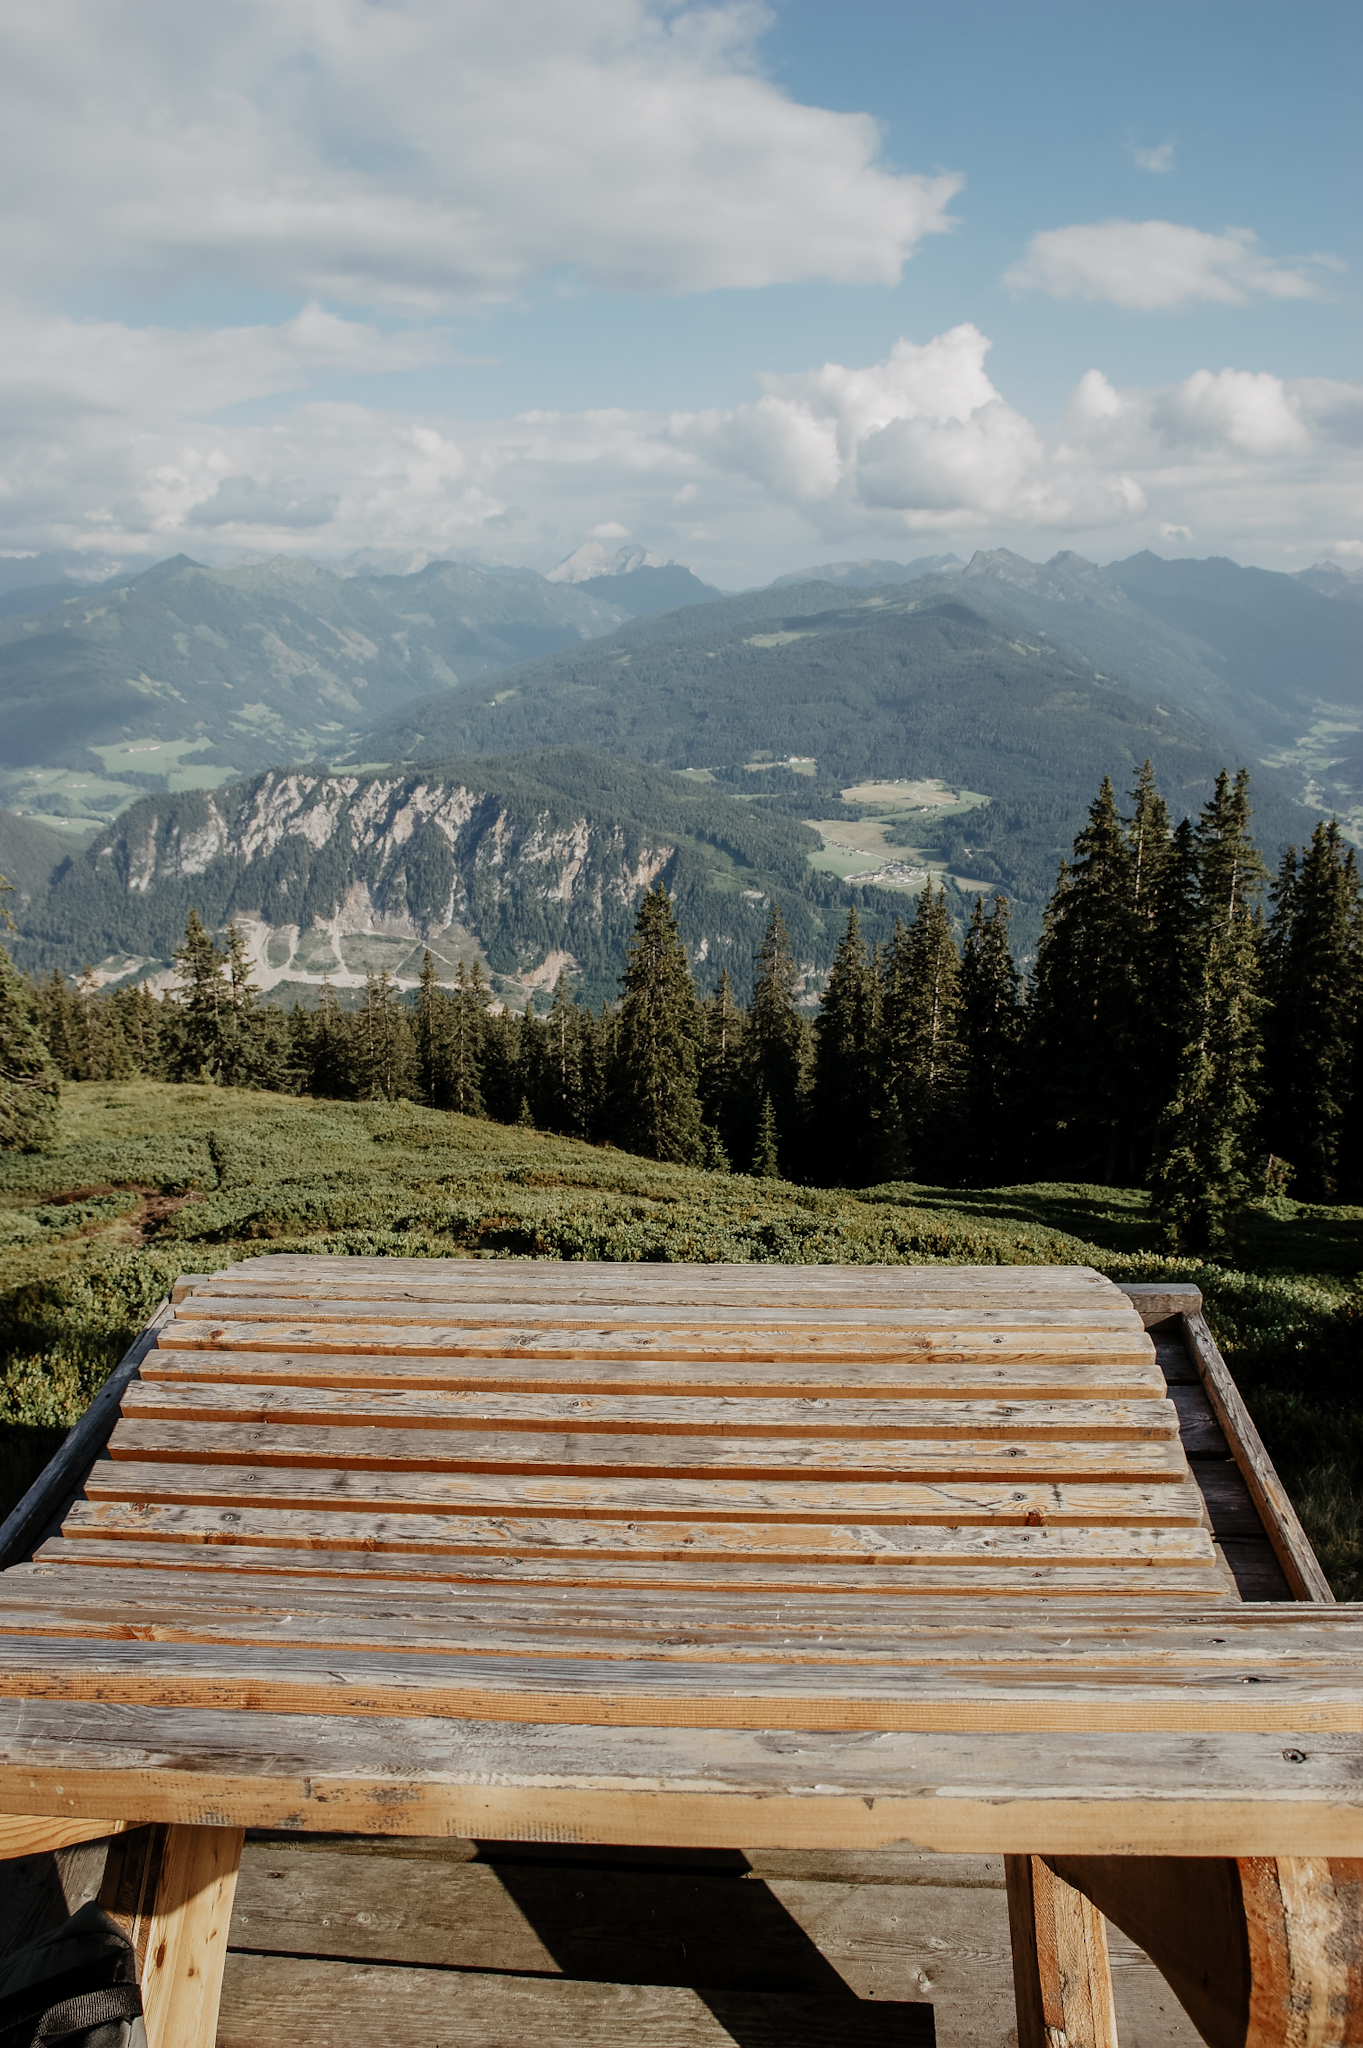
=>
[99,1822,243,2048]
[1006,1851,1120,2048]
[1047,1855,1363,2048]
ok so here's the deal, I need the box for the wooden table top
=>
[0,1257,1359,1855]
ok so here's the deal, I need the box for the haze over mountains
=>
[0,538,1359,996]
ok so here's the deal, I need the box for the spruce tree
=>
[810,906,881,1184]
[958,893,1022,1183]
[1150,769,1268,1249]
[880,883,964,1182]
[169,910,228,1080]
[354,970,408,1102]
[0,943,60,1151]
[414,952,449,1108]
[1026,776,1141,1180]
[300,979,352,1099]
[449,961,491,1120]
[1261,820,1362,1199]
[750,1092,781,1178]
[34,970,82,1079]
[699,967,745,1164]
[609,885,704,1163]
[744,906,809,1173]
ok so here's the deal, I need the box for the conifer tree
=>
[699,967,745,1164]
[414,953,449,1108]
[958,893,1021,1182]
[33,970,82,1080]
[449,961,492,1120]
[878,884,964,1182]
[750,1091,781,1178]
[609,885,704,1163]
[1261,820,1362,1199]
[479,1005,524,1124]
[810,906,881,1184]
[169,910,228,1080]
[299,979,352,1098]
[355,969,408,1101]
[1026,776,1141,1180]
[0,942,60,1150]
[743,906,809,1172]
[1150,769,1268,1249]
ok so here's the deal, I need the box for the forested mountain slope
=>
[359,589,1316,917]
[0,553,626,812]
[11,751,905,1009]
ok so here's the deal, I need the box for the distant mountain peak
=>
[547,541,670,584]
[1296,560,1363,606]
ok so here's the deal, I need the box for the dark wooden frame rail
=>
[0,1259,1357,2048]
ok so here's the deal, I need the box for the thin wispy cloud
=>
[1132,139,1176,173]
[1004,220,1336,311]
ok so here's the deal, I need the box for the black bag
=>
[0,1902,145,2048]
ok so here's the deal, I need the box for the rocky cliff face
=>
[20,754,859,1010]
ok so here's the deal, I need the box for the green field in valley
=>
[4,1080,1363,1594]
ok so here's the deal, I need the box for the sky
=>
[1,0,1359,588]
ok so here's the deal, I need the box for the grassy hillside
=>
[3,1081,1361,1594]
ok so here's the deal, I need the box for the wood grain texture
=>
[120,1380,1181,1440]
[0,1811,128,1856]
[1007,1852,1119,2048]
[100,1821,243,2048]
[1184,1314,1335,1605]
[104,1414,1191,1484]
[2,1701,1363,1856]
[141,1345,1169,1399]
[215,1954,934,2048]
[81,1459,1209,1525]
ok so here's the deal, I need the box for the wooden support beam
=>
[100,1821,243,2048]
[1046,1854,1363,2047]
[0,1812,128,1859]
[1005,1852,1119,2048]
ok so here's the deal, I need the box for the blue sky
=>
[0,0,1358,584]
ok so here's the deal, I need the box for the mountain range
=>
[1,538,1360,994]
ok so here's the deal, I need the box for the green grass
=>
[4,1081,1361,1595]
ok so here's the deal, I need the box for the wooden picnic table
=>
[0,1258,1357,2047]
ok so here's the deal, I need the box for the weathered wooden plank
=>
[120,1380,1181,1441]
[100,1821,242,2048]
[104,1416,1192,1485]
[14,1568,1276,1648]
[214,1254,1114,1290]
[1,1701,1362,1854]
[31,1538,1231,1599]
[141,1345,1169,1399]
[1184,1313,1335,1605]
[1006,1851,1119,2048]
[157,1324,1154,1372]
[177,1294,1142,1332]
[0,1811,128,1856]
[82,1459,1210,1525]
[0,1633,1360,1732]
[215,1954,933,2048]
[15,1587,1322,1672]
[52,1499,1220,1564]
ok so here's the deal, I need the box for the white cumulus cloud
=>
[0,0,960,307]
[1131,139,1176,174]
[1004,220,1333,310]
[0,313,1358,580]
